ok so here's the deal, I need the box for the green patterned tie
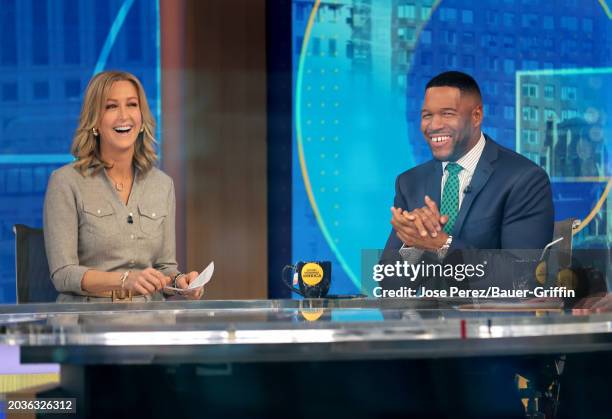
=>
[441,163,463,234]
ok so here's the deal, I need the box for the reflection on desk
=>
[0,298,611,364]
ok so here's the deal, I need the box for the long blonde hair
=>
[71,70,158,175]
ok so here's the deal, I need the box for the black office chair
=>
[13,224,58,303]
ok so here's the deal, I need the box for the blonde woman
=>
[44,70,202,302]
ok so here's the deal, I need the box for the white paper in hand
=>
[164,261,214,293]
[187,261,214,289]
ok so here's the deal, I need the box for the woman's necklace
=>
[107,170,132,192]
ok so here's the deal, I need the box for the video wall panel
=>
[0,0,160,303]
[292,0,612,292]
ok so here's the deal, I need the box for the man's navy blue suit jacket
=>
[382,135,554,262]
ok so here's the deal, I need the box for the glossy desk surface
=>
[0,299,611,364]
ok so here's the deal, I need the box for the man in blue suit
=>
[378,72,553,417]
[382,71,554,265]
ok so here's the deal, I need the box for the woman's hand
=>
[176,271,204,300]
[123,268,171,295]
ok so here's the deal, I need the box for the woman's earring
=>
[92,127,99,136]
[140,126,144,133]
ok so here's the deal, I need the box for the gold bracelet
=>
[119,270,130,290]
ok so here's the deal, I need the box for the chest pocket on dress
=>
[83,202,118,238]
[138,204,167,237]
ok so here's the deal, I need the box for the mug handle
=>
[282,265,304,297]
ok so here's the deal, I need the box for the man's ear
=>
[472,104,483,127]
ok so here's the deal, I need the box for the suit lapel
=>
[452,136,499,236]
[425,160,442,207]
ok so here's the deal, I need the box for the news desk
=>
[1,299,611,418]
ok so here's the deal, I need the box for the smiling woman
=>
[71,72,157,177]
[43,71,203,303]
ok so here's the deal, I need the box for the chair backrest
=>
[13,224,58,303]
[552,218,579,269]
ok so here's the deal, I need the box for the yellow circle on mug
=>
[301,263,324,286]
[300,308,325,321]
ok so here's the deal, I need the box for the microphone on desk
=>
[464,185,472,194]
[127,215,133,224]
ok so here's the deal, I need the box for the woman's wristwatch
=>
[172,272,185,288]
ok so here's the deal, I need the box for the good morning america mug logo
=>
[300,262,324,286]
[282,261,331,298]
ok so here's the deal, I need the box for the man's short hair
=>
[425,71,482,100]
